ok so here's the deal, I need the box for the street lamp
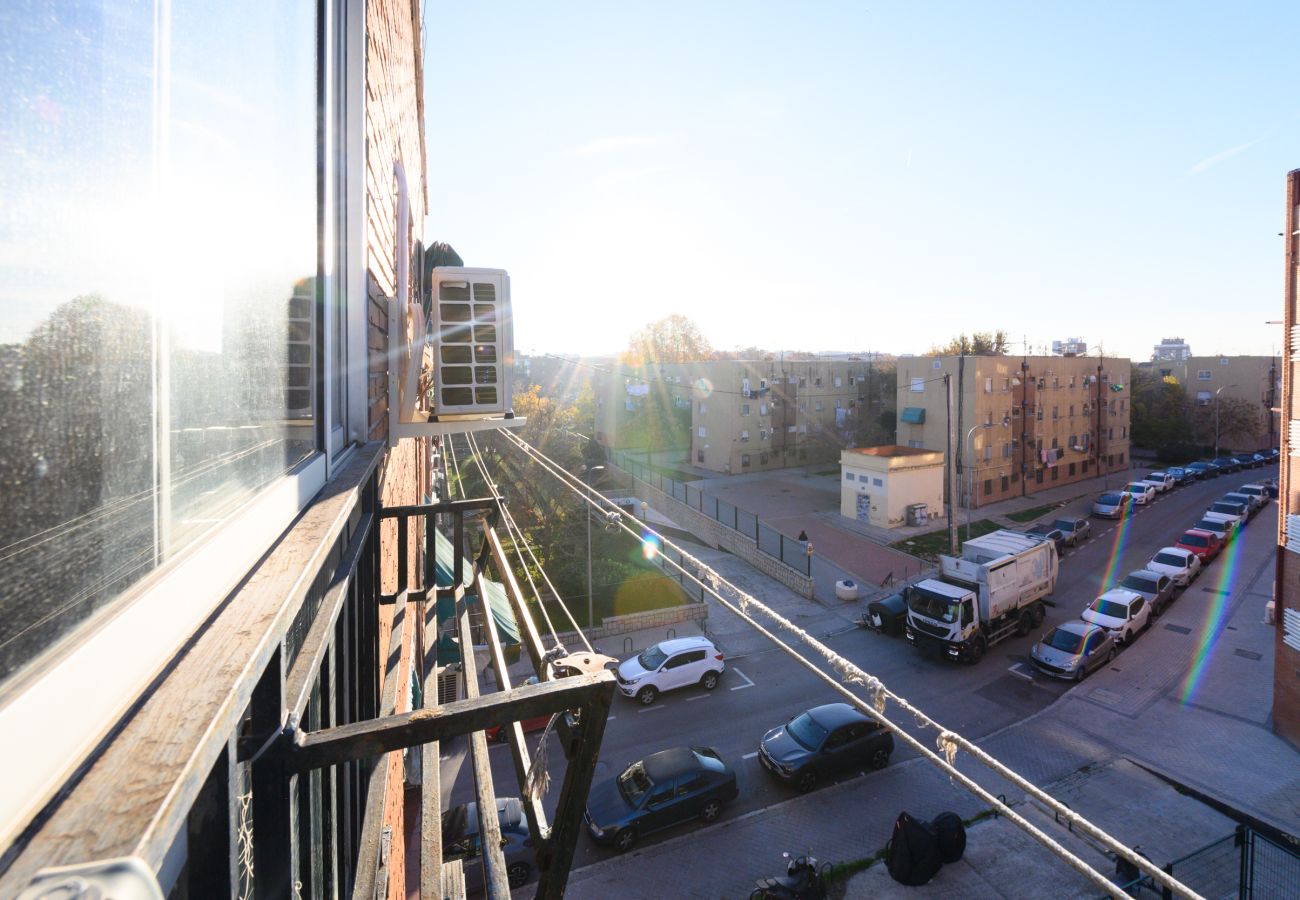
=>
[1213,385,1237,458]
[579,464,605,629]
[965,417,1010,540]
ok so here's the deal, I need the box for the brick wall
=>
[1276,170,1300,750]
[363,0,428,894]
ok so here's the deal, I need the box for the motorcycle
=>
[750,850,830,899]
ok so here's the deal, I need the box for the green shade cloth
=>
[432,527,520,645]
[901,407,926,424]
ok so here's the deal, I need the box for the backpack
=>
[885,811,944,886]
[931,811,967,864]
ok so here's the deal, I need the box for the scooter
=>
[750,850,829,899]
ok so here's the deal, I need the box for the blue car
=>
[584,746,737,852]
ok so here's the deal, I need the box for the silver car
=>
[1030,621,1116,681]
[1092,492,1132,519]
[1117,569,1176,617]
[442,797,536,891]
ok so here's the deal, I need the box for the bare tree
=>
[623,314,713,365]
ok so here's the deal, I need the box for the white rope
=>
[496,426,1204,900]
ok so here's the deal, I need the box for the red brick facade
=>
[1276,170,1300,750]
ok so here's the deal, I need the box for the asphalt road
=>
[439,463,1278,873]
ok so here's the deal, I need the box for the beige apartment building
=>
[895,355,1132,507]
[592,360,696,446]
[1150,355,1280,452]
[689,359,874,473]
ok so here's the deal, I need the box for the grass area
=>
[536,570,689,631]
[891,519,1003,562]
[1006,502,1060,523]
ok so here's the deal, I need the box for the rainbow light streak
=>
[641,531,661,561]
[1179,526,1243,703]
[1097,506,1136,591]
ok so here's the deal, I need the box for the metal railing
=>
[608,449,811,576]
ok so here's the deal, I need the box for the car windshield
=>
[1028,525,1054,536]
[1210,503,1240,515]
[907,586,960,623]
[1052,519,1074,531]
[1154,552,1185,567]
[1120,575,1154,593]
[1169,468,1185,475]
[1045,628,1085,653]
[1127,484,1146,492]
[692,749,725,773]
[1089,598,1128,619]
[1180,533,1208,547]
[1147,473,1163,480]
[1099,493,1124,504]
[1197,520,1225,533]
[786,712,828,750]
[636,645,668,670]
[617,762,652,806]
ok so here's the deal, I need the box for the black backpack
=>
[931,811,967,863]
[885,811,944,886]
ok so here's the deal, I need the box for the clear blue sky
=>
[425,1,1299,362]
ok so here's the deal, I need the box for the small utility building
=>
[840,445,944,529]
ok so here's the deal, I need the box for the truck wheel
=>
[967,636,987,664]
[1031,603,1046,627]
[1016,610,1034,636]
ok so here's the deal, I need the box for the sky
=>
[425,2,1300,363]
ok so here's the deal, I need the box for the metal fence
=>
[1104,824,1300,899]
[608,449,811,576]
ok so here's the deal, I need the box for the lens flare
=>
[1098,505,1135,590]
[693,377,713,399]
[641,531,661,561]
[1179,526,1243,703]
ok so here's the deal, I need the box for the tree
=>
[927,331,1009,357]
[1129,365,1195,458]
[623,314,713,365]
[1194,395,1264,453]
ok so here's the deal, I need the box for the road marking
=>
[606,715,616,721]
[730,668,755,690]
[1007,663,1035,682]
[686,694,711,702]
[638,705,665,713]
[742,751,759,760]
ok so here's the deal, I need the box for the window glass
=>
[0,0,319,685]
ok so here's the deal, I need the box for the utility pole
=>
[956,339,966,506]
[945,373,958,554]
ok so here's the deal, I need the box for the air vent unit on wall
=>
[1290,420,1300,456]
[1286,514,1300,552]
[430,267,513,415]
[1291,325,1300,361]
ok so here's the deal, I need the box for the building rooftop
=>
[849,444,935,457]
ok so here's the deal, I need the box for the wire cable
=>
[496,425,1203,900]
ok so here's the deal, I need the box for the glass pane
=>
[0,0,318,685]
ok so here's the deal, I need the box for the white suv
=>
[615,636,725,705]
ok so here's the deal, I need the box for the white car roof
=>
[1152,546,1194,560]
[1097,588,1142,605]
[651,636,717,655]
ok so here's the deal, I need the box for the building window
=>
[834,376,843,387]
[1051,437,1059,449]
[846,472,854,481]
[984,378,992,393]
[760,403,768,415]
[1119,452,1125,464]
[815,377,823,387]
[984,478,994,495]
[697,450,705,462]
[835,399,843,409]
[1052,406,1059,420]
[1069,434,1077,447]
[815,400,824,411]
[873,477,883,487]
[1108,427,1113,440]
[1051,467,1059,481]
[760,452,769,464]
[910,377,925,392]
[787,425,796,433]
[799,401,806,412]
[760,378,768,389]
[908,440,924,449]
[698,426,707,437]
[1003,378,1011,391]
[741,454,751,467]
[1000,475,1010,491]
[1219,358,1229,365]
[741,403,750,415]
[1002,443,1012,458]
[1012,407,1020,418]
[1197,370,1212,380]
[1121,426,1127,438]
[984,446,992,460]
[1069,375,1076,388]
[799,376,807,387]
[1196,391,1212,405]
[741,430,750,442]
[1082,460,1089,473]
[1068,463,1076,476]
[1053,377,1060,388]
[700,402,707,414]
[1068,405,1074,417]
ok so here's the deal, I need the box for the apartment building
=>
[1150,355,1280,451]
[690,359,872,474]
[895,355,1132,506]
[593,360,696,446]
[1274,170,1300,750]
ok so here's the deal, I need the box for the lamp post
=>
[1213,385,1237,458]
[580,464,605,629]
[964,418,1010,541]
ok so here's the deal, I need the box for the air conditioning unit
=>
[387,261,521,444]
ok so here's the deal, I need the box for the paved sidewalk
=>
[563,507,1298,899]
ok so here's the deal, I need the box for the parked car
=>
[1144,472,1174,492]
[1261,477,1280,498]
[1024,524,1065,550]
[1185,461,1217,479]
[1052,517,1092,546]
[486,676,550,743]
[1246,453,1268,468]
[1235,484,1270,510]
[1092,492,1132,519]
[1206,501,1247,529]
[1223,490,1262,515]
[1123,482,1155,506]
[1211,456,1240,473]
[615,636,725,705]
[1146,547,1202,587]
[1236,454,1263,469]
[1194,516,1236,544]
[1166,466,1194,485]
[584,746,738,852]
[758,702,894,793]
[1030,621,1116,681]
[1176,528,1222,562]
[1117,569,1176,617]
[1081,589,1150,645]
[443,797,536,890]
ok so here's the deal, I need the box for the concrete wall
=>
[625,475,816,598]
[553,602,709,646]
[840,450,943,528]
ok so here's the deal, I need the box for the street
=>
[439,465,1279,878]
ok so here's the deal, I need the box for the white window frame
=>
[910,377,925,392]
[0,1,370,843]
[698,426,707,438]
[1197,370,1212,381]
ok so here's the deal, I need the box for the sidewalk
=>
[563,507,1298,899]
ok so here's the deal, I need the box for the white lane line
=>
[1008,663,1034,682]
[686,694,711,702]
[742,751,759,760]
[638,705,665,713]
[730,667,755,690]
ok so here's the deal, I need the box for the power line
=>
[494,426,1203,900]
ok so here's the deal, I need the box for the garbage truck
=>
[904,530,1058,663]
